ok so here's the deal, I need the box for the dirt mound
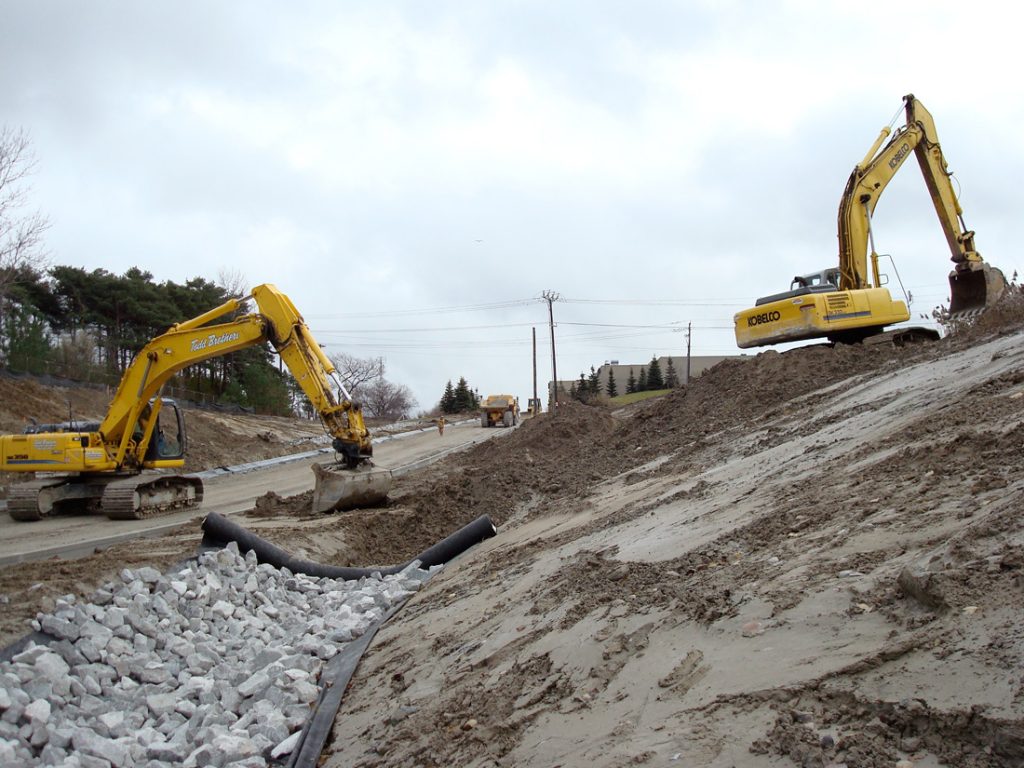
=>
[943,281,1024,348]
[240,322,1006,573]
[319,308,1024,766]
[237,401,618,569]
[0,374,110,433]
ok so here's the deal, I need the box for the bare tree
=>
[0,127,50,303]
[361,378,416,421]
[331,353,384,395]
[216,266,248,300]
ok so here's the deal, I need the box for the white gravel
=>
[0,541,429,767]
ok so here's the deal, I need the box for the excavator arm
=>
[97,284,372,468]
[837,94,1003,310]
[249,284,371,468]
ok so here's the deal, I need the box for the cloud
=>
[2,1,1023,409]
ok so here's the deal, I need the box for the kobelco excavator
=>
[1,284,392,521]
[734,93,1006,349]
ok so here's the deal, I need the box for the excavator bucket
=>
[949,264,1008,316]
[311,461,393,513]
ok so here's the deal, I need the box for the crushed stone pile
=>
[0,542,426,767]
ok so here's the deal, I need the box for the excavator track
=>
[6,479,65,521]
[5,476,103,521]
[5,473,204,522]
[101,474,204,520]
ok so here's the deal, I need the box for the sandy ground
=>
[313,324,1024,767]
[3,293,1024,766]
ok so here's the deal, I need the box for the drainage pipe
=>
[199,511,498,767]
[200,511,496,579]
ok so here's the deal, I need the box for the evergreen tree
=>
[626,368,636,395]
[637,367,648,392]
[606,367,618,398]
[665,357,679,388]
[453,377,473,411]
[569,382,578,401]
[440,380,456,413]
[3,304,50,374]
[647,355,664,389]
[576,372,588,401]
[222,359,292,415]
[588,366,600,395]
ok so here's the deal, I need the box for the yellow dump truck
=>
[480,395,520,428]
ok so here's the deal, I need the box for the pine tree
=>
[440,380,456,413]
[576,372,588,401]
[665,357,679,388]
[647,355,664,390]
[606,368,618,398]
[626,368,636,394]
[588,366,600,395]
[637,367,648,392]
[454,377,473,411]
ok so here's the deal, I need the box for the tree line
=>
[570,355,680,402]
[438,377,479,414]
[0,265,298,414]
[0,265,418,419]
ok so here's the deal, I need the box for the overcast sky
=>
[4,1,1023,412]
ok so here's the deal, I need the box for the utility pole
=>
[532,326,538,411]
[685,321,692,385]
[542,290,560,406]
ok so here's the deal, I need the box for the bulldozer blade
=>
[311,461,393,513]
[948,263,1007,316]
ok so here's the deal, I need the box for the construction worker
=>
[437,415,446,436]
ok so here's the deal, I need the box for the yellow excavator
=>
[734,93,1006,349]
[1,284,393,521]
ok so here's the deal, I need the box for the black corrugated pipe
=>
[200,511,497,579]
[200,511,498,767]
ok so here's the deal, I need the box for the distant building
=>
[597,355,731,391]
[548,355,735,404]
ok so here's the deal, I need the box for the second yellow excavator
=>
[735,94,1006,349]
[0,284,392,520]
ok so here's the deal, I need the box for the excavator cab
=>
[791,268,840,292]
[142,400,186,462]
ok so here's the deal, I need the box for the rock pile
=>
[0,542,426,767]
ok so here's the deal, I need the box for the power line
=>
[306,298,540,320]
[561,297,751,306]
[314,321,538,333]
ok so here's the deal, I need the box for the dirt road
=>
[0,418,498,565]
